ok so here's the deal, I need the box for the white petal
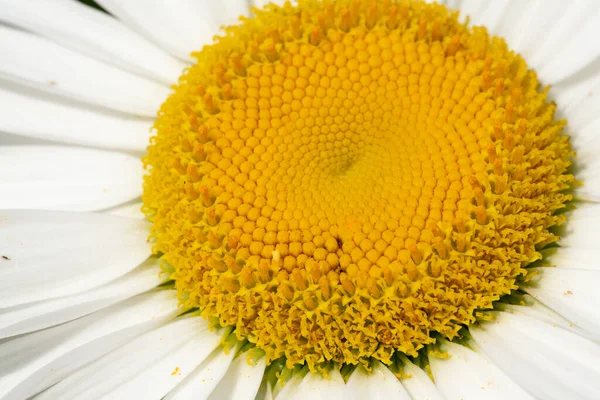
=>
[491,0,541,55]
[543,247,600,271]
[525,267,600,340]
[429,339,532,400]
[0,210,151,308]
[572,150,600,202]
[470,309,600,400]
[0,146,142,211]
[288,368,347,400]
[561,74,600,126]
[535,4,600,84]
[552,72,600,161]
[208,352,266,400]
[445,0,460,9]
[105,201,145,219]
[38,316,220,400]
[498,0,571,65]
[554,80,593,116]
[0,131,54,146]
[0,257,164,339]
[346,362,411,400]
[499,297,590,340]
[209,0,252,27]
[0,85,152,151]
[165,346,237,400]
[557,203,600,248]
[520,2,590,77]
[576,118,600,162]
[0,0,186,85]
[457,0,513,34]
[251,0,288,8]
[0,290,179,400]
[273,370,304,399]
[96,0,249,61]
[0,25,170,117]
[571,114,600,158]
[397,358,444,400]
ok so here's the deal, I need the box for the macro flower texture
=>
[1,0,600,398]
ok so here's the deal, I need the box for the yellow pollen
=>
[143,0,574,370]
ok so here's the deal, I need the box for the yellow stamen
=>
[143,0,574,370]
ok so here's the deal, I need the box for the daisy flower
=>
[1,0,600,399]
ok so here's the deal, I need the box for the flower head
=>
[0,0,599,399]
[144,0,573,370]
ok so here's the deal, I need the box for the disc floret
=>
[143,0,574,370]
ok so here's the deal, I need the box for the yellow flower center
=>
[143,0,574,370]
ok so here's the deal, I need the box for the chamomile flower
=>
[1,1,600,399]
